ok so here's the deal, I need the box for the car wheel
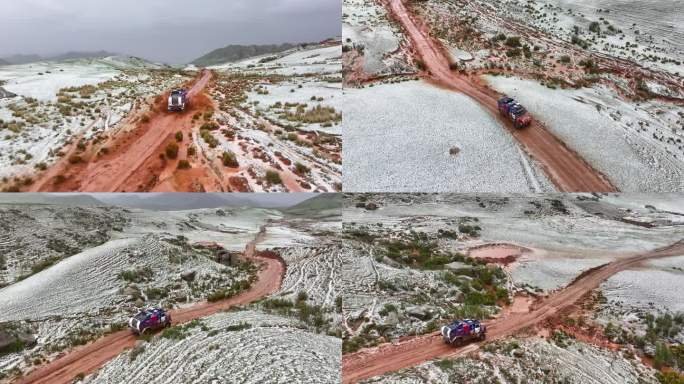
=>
[140,327,148,335]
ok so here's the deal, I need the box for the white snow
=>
[343,80,555,192]
[484,75,684,192]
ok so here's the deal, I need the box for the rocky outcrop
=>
[0,87,17,99]
[0,324,36,356]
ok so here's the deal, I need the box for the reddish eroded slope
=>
[383,0,617,192]
[342,240,684,383]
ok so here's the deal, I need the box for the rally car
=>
[128,307,172,335]
[441,319,486,346]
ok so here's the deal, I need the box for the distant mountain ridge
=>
[0,51,119,65]
[93,193,315,211]
[191,43,301,67]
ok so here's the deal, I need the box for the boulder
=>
[123,285,141,300]
[445,262,476,274]
[180,270,196,282]
[217,250,242,266]
[0,326,36,354]
[365,202,379,211]
[406,306,433,321]
[0,87,17,99]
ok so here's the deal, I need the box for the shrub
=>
[187,146,196,156]
[177,160,191,169]
[265,170,282,185]
[225,323,251,332]
[200,130,218,148]
[294,162,309,174]
[560,55,571,64]
[175,131,183,142]
[506,48,521,58]
[68,155,82,164]
[118,267,154,283]
[589,21,601,33]
[165,142,179,159]
[505,36,521,47]
[141,114,150,123]
[222,151,239,167]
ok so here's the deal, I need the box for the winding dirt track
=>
[15,227,283,384]
[342,240,684,383]
[383,0,617,193]
[29,70,215,192]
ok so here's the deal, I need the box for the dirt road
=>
[342,240,684,383]
[15,226,283,384]
[28,70,218,192]
[383,0,617,193]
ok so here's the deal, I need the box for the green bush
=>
[265,170,282,185]
[222,151,239,167]
[295,162,309,174]
[118,267,154,283]
[165,142,179,159]
[505,36,521,47]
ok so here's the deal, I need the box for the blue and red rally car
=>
[128,307,172,335]
[441,319,486,346]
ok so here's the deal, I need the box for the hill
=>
[0,193,104,207]
[93,193,314,211]
[286,194,343,216]
[1,51,119,65]
[191,43,298,67]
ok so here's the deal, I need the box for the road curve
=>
[383,0,617,193]
[342,240,684,383]
[15,226,283,384]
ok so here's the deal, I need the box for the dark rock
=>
[365,202,379,211]
[0,87,17,99]
[180,270,196,282]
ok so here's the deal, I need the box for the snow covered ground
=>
[0,56,189,182]
[87,311,341,384]
[342,193,684,292]
[342,0,412,77]
[201,43,342,192]
[0,197,343,382]
[343,81,554,192]
[367,337,658,384]
[532,0,684,74]
[484,75,684,192]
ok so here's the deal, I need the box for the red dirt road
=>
[342,240,684,383]
[15,227,283,384]
[28,70,215,192]
[384,0,617,193]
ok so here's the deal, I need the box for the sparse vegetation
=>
[222,151,239,167]
[265,170,282,185]
[165,142,179,159]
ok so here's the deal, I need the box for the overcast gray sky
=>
[0,0,340,64]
